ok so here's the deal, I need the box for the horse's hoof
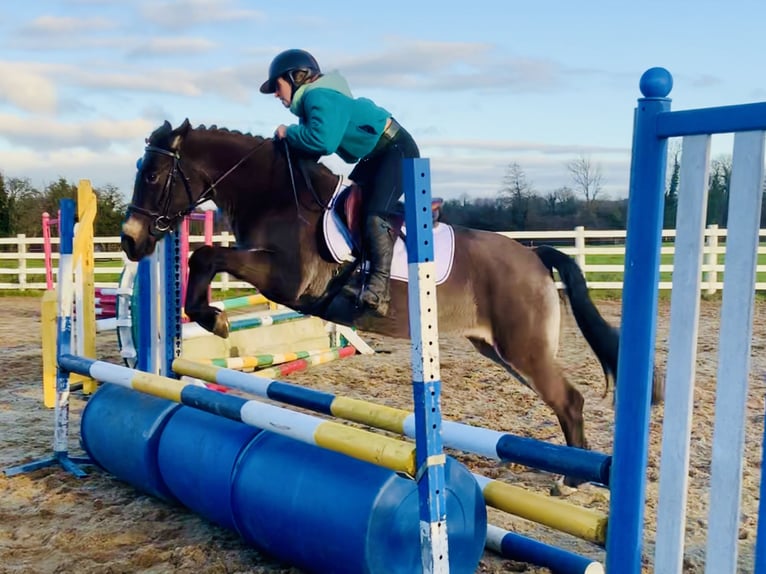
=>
[213,312,230,338]
[561,475,585,489]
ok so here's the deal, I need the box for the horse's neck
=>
[188,134,338,235]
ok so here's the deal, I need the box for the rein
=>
[282,139,332,218]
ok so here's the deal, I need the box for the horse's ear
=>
[170,119,192,151]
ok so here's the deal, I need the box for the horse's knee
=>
[188,245,217,271]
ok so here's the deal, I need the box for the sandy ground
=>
[0,295,764,574]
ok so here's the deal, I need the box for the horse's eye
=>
[145,172,160,184]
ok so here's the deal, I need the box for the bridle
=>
[128,139,270,235]
[128,135,331,236]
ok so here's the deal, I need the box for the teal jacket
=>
[286,71,391,163]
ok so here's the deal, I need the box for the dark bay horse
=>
[121,120,663,484]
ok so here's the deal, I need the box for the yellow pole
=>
[482,480,608,545]
[72,180,98,394]
[41,290,58,408]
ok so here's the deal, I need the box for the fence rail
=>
[2,225,765,293]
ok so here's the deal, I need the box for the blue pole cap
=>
[639,67,673,98]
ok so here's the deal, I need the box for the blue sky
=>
[1,0,763,202]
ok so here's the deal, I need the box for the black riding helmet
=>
[259,49,320,94]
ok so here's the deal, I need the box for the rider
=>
[260,48,420,317]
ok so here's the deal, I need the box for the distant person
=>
[260,48,420,317]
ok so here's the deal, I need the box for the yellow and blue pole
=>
[58,353,416,476]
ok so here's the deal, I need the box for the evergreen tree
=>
[0,172,10,237]
[664,147,680,228]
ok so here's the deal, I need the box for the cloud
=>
[420,138,629,156]
[0,62,58,113]
[0,147,138,199]
[330,40,579,94]
[141,0,265,29]
[0,114,155,150]
[688,74,722,88]
[22,15,117,35]
[127,37,217,57]
[66,66,203,97]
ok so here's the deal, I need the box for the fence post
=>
[220,231,230,292]
[574,226,586,271]
[17,234,27,290]
[704,224,719,295]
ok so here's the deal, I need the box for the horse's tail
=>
[533,245,664,405]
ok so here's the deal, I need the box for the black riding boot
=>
[360,215,394,316]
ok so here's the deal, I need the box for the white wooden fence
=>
[1,225,764,292]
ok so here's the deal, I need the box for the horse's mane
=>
[192,124,267,144]
[152,119,339,184]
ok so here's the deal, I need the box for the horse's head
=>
[121,118,210,261]
[121,118,342,262]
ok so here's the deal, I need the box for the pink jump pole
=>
[42,211,60,290]
[180,211,214,320]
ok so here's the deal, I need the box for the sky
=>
[1,0,764,203]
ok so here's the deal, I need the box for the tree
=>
[566,155,603,204]
[544,186,577,216]
[499,162,533,229]
[0,172,9,237]
[707,155,732,227]
[5,177,42,236]
[93,184,128,237]
[664,144,681,228]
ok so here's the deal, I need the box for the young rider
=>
[261,48,420,317]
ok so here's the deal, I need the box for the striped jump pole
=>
[473,474,607,545]
[210,293,271,311]
[58,353,417,477]
[193,346,357,377]
[174,358,611,486]
[181,309,305,340]
[486,526,604,574]
[173,358,608,545]
[194,347,342,371]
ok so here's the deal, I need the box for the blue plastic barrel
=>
[80,383,180,502]
[157,404,262,531]
[231,432,487,574]
[80,384,487,573]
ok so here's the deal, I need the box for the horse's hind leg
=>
[468,336,588,486]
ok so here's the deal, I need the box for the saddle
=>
[332,183,444,252]
[321,180,455,288]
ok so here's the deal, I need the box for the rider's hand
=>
[274,125,287,139]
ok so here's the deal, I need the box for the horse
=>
[121,119,664,486]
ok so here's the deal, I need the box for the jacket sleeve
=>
[285,90,350,156]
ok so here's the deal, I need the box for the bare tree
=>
[499,162,533,229]
[566,155,603,204]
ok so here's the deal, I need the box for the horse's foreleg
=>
[185,246,232,338]
[185,246,276,338]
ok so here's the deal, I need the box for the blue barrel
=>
[80,384,487,573]
[231,432,487,574]
[157,404,262,531]
[80,383,180,502]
